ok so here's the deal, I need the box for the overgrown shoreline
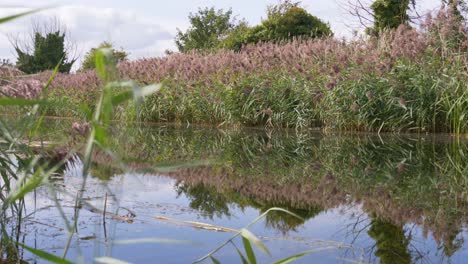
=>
[1,8,467,134]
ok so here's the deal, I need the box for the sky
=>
[0,0,442,69]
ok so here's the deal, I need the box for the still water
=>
[5,122,468,263]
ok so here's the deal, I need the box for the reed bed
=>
[1,7,466,134]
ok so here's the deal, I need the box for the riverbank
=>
[1,9,466,134]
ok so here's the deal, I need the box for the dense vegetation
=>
[175,1,332,52]
[2,6,464,134]
[12,21,76,73]
[0,2,467,263]
[1,2,467,134]
[80,41,128,71]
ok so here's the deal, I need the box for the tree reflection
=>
[367,218,411,264]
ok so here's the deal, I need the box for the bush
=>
[80,42,128,71]
[13,20,76,74]
[245,6,332,44]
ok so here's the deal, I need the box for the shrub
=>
[80,42,128,71]
[12,20,76,74]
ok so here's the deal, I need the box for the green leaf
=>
[273,247,337,264]
[231,242,249,264]
[28,112,46,139]
[247,208,304,228]
[18,243,73,264]
[8,172,45,203]
[0,98,45,106]
[240,229,271,257]
[41,55,64,96]
[78,103,93,120]
[95,48,112,81]
[242,236,257,264]
[111,90,133,105]
[0,8,47,24]
[210,256,221,264]
[95,123,111,148]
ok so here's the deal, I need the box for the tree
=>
[12,19,76,74]
[80,42,128,71]
[370,0,411,32]
[243,1,333,44]
[343,0,419,35]
[175,7,237,52]
[217,22,251,51]
[443,0,468,19]
[368,219,411,264]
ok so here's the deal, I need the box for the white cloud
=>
[0,5,174,69]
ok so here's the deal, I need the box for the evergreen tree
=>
[14,23,76,74]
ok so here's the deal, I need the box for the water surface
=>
[2,122,467,263]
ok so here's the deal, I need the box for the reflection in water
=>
[367,219,411,264]
[175,182,233,219]
[106,125,466,262]
[175,180,323,233]
[1,121,467,263]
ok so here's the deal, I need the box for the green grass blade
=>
[210,256,221,264]
[18,243,73,264]
[247,207,304,228]
[111,90,133,105]
[28,112,46,139]
[0,8,46,24]
[232,242,249,264]
[273,247,338,264]
[7,174,44,203]
[242,236,257,264]
[8,157,67,205]
[194,207,302,263]
[95,48,110,81]
[41,55,64,96]
[240,228,271,257]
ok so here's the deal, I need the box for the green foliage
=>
[217,22,251,51]
[14,28,75,74]
[443,0,468,19]
[80,41,128,71]
[246,5,332,43]
[367,219,411,264]
[177,2,332,52]
[369,0,410,34]
[175,7,236,52]
[319,54,467,133]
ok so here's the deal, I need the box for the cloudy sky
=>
[0,0,442,69]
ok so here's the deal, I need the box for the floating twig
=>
[153,215,238,233]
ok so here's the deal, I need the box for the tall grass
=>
[2,7,465,134]
[0,9,340,263]
[0,10,166,261]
